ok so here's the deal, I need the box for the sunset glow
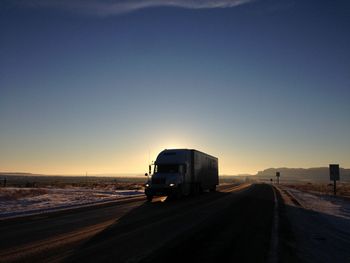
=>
[1,0,349,175]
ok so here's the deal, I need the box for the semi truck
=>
[145,149,218,201]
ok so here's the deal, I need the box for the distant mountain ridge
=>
[0,172,144,178]
[256,167,350,182]
[0,172,34,175]
[2,168,350,182]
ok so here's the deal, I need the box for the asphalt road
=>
[0,183,277,263]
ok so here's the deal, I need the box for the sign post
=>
[329,164,340,196]
[276,172,280,185]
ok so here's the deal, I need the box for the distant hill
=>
[256,167,350,182]
[0,172,35,176]
[0,172,144,178]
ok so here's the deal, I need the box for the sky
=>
[0,0,349,175]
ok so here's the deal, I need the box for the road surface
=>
[0,183,277,263]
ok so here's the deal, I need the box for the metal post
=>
[276,172,280,185]
[329,164,340,196]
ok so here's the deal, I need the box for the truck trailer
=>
[145,149,218,201]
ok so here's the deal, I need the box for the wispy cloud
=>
[8,0,252,15]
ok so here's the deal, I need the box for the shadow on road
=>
[66,191,232,262]
[65,184,279,263]
[141,184,275,263]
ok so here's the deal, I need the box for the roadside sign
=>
[329,164,340,181]
[276,172,280,184]
[330,164,340,196]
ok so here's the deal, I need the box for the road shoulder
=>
[274,185,350,263]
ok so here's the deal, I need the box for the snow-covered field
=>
[0,187,144,219]
[282,186,350,220]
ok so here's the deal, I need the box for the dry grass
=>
[0,188,48,201]
[1,175,147,190]
[283,182,350,198]
[64,182,144,190]
[112,182,144,190]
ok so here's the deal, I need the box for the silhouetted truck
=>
[145,149,218,201]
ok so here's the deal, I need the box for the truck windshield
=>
[155,164,179,173]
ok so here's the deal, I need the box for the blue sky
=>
[0,0,349,175]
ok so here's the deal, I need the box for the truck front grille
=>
[152,178,166,184]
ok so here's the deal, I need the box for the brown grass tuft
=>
[0,188,48,201]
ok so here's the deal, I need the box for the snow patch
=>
[284,187,350,220]
[0,187,144,219]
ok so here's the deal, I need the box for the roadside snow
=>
[279,185,350,263]
[283,186,350,220]
[0,187,144,219]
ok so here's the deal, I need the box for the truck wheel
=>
[176,185,183,199]
[199,184,204,194]
[192,184,200,196]
[146,195,153,202]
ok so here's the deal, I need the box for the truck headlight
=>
[145,183,150,187]
[169,183,175,187]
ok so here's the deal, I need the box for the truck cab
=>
[145,149,218,201]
